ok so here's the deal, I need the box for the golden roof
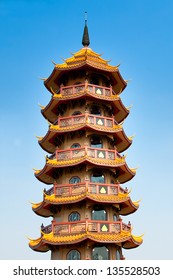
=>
[52,89,120,100]
[49,123,122,133]
[46,155,125,167]
[31,190,136,207]
[43,190,129,203]
[29,229,143,251]
[55,48,118,72]
[32,191,139,217]
[34,158,136,185]
[44,47,127,94]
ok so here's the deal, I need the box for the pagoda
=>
[29,20,143,260]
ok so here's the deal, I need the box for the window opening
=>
[92,246,109,260]
[90,76,99,85]
[90,105,101,116]
[67,250,81,260]
[91,136,103,148]
[91,206,107,221]
[116,249,121,260]
[91,171,105,183]
[72,111,82,116]
[113,214,118,221]
[68,212,80,222]
[69,176,81,184]
[71,143,81,149]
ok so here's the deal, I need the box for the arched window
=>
[91,136,103,148]
[73,82,82,85]
[68,211,80,222]
[92,246,109,260]
[116,249,121,260]
[71,143,81,149]
[72,111,82,116]
[67,250,80,260]
[91,206,107,221]
[69,176,81,184]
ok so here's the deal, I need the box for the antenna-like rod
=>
[82,11,90,47]
[85,11,87,23]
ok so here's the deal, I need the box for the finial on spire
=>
[82,11,90,47]
[85,11,87,22]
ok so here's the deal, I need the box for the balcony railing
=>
[46,182,127,199]
[48,182,126,196]
[59,82,116,98]
[55,113,117,128]
[55,146,121,161]
[41,220,131,235]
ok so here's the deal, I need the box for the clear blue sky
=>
[0,0,173,260]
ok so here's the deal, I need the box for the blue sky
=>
[0,0,173,260]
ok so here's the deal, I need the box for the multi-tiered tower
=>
[29,21,142,260]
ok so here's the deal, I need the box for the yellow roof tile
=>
[32,191,139,217]
[50,123,122,132]
[45,193,86,203]
[29,230,143,249]
[88,192,128,202]
[53,90,120,101]
[47,156,85,166]
[54,47,118,72]
[32,191,129,207]
[88,230,131,242]
[46,156,125,167]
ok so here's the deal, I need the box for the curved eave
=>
[41,94,129,124]
[32,193,139,217]
[29,230,142,252]
[118,198,139,215]
[44,62,126,95]
[29,237,49,252]
[122,235,143,249]
[38,124,132,154]
[34,158,135,185]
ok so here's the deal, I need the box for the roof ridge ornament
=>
[82,12,90,47]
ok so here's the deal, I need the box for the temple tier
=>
[29,22,142,260]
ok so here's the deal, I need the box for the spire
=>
[82,12,90,47]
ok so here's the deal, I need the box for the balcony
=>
[59,82,116,98]
[55,113,117,128]
[42,220,131,235]
[46,182,127,197]
[55,146,122,161]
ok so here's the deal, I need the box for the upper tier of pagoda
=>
[44,47,127,94]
